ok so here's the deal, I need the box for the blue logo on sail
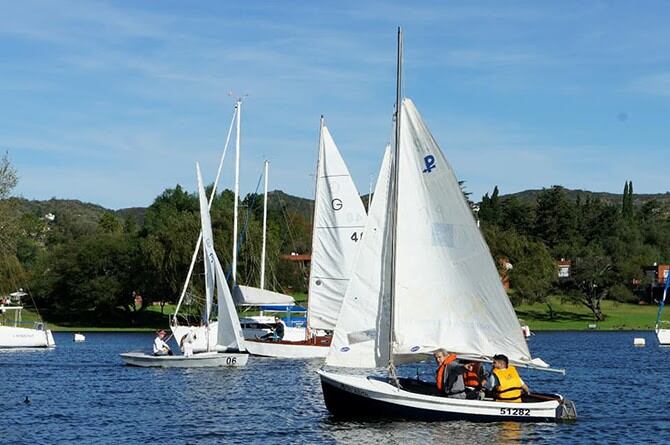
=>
[410,345,420,352]
[422,155,436,173]
[340,346,350,352]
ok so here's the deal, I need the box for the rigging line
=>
[225,170,264,284]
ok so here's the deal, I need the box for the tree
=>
[564,248,616,321]
[533,186,579,257]
[0,152,17,199]
[622,180,634,220]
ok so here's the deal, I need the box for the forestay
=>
[196,163,246,352]
[326,147,393,368]
[392,98,531,364]
[307,125,367,331]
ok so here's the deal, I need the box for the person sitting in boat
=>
[463,361,486,399]
[180,329,197,358]
[153,330,172,356]
[486,354,529,403]
[433,349,472,399]
[261,316,285,341]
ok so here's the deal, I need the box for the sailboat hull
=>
[318,370,576,423]
[244,336,330,358]
[120,352,248,368]
[0,326,55,348]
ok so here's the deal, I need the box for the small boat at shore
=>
[319,28,576,423]
[120,162,247,368]
[655,274,670,345]
[0,291,55,349]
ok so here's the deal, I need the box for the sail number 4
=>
[500,408,530,416]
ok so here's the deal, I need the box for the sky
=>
[3,0,670,209]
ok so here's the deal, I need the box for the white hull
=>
[245,339,328,358]
[120,351,248,368]
[0,326,55,348]
[318,370,576,422]
[656,328,670,345]
[240,316,308,342]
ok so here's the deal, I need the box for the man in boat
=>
[260,316,285,341]
[434,349,476,399]
[486,354,529,403]
[153,330,173,356]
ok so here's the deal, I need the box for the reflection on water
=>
[1,331,669,444]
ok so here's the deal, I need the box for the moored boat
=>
[655,274,670,345]
[0,292,55,349]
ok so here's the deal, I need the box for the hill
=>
[501,188,670,207]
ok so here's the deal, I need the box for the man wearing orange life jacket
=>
[487,354,529,403]
[433,349,471,399]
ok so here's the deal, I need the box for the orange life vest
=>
[492,365,524,403]
[463,362,482,388]
[435,353,457,392]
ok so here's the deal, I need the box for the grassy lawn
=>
[11,294,664,332]
[516,296,662,331]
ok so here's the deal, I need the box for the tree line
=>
[479,183,670,320]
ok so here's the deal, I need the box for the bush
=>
[609,283,637,304]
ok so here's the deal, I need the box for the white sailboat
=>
[655,274,670,345]
[120,163,248,368]
[234,160,304,343]
[244,117,367,358]
[0,291,55,348]
[318,28,576,422]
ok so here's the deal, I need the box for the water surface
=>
[2,331,668,444]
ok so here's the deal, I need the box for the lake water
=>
[2,331,669,444]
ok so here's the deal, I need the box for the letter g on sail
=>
[422,154,436,173]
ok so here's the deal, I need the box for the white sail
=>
[307,125,367,331]
[392,98,532,364]
[326,146,392,368]
[196,163,245,352]
[234,285,296,306]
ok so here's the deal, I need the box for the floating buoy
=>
[588,323,597,330]
[73,333,85,342]
[634,338,646,347]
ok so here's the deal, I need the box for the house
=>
[557,259,572,280]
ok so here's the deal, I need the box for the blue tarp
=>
[259,305,307,313]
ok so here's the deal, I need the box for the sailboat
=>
[235,160,303,341]
[0,290,55,348]
[243,117,367,358]
[655,274,670,345]
[318,28,577,422]
[120,163,248,368]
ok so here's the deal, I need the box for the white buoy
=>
[73,333,85,342]
[633,338,645,347]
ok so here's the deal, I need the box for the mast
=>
[388,26,403,380]
[260,160,269,290]
[306,115,325,339]
[232,98,242,286]
[173,106,237,323]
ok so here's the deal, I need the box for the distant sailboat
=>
[655,274,670,345]
[318,28,576,422]
[244,117,367,358]
[120,163,248,368]
[0,291,55,348]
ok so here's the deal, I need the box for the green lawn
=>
[516,296,662,331]
[10,294,665,332]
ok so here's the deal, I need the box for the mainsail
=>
[307,124,367,331]
[196,163,246,352]
[327,99,536,368]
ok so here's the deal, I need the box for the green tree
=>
[564,247,616,321]
[533,186,579,257]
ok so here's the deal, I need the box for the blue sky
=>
[3,1,670,209]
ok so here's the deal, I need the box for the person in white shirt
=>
[180,329,197,357]
[153,330,172,356]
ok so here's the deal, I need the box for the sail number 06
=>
[500,408,530,416]
[226,356,237,365]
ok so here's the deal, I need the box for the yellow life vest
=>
[493,365,523,403]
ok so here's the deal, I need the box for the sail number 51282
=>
[500,408,530,416]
